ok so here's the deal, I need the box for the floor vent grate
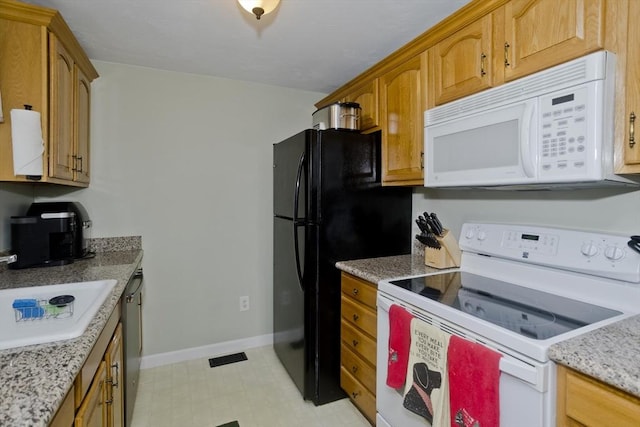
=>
[208,352,248,368]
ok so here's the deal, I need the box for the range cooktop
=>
[388,271,622,340]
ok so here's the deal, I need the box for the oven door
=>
[425,98,538,187]
[376,293,555,427]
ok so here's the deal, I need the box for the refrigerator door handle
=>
[293,152,305,291]
[293,223,305,291]
[293,152,305,224]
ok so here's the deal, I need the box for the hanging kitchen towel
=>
[447,335,502,427]
[387,304,414,388]
[10,108,44,176]
[402,318,450,426]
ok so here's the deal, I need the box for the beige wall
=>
[412,187,640,241]
[35,61,325,356]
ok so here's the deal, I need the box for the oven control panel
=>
[460,223,640,283]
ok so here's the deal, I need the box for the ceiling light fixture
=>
[238,0,280,20]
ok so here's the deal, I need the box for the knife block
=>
[424,229,461,269]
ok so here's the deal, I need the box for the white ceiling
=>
[23,0,471,93]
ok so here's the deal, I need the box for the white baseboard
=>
[140,333,273,369]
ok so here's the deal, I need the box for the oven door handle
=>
[377,293,547,392]
[499,357,547,392]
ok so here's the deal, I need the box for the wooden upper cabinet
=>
[380,54,425,185]
[0,0,98,187]
[50,35,75,181]
[429,14,496,106]
[503,0,605,81]
[619,0,640,170]
[342,79,379,132]
[75,66,91,183]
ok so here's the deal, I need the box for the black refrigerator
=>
[273,129,412,405]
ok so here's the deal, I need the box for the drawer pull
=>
[351,365,358,374]
[352,314,359,322]
[480,53,487,76]
[352,339,359,347]
[352,288,359,295]
[630,112,636,148]
[351,391,360,399]
[504,42,511,67]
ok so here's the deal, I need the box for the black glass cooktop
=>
[389,272,622,340]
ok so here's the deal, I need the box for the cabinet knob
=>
[352,288,359,296]
[351,365,358,374]
[351,391,360,399]
[352,313,359,322]
[352,339,359,347]
[630,112,636,148]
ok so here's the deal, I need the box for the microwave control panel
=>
[538,85,592,177]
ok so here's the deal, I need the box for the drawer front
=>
[341,295,377,338]
[341,344,376,394]
[341,319,376,366]
[341,273,377,309]
[563,367,640,426]
[341,366,376,424]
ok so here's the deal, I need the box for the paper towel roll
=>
[11,108,44,177]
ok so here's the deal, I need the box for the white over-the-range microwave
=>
[424,50,639,189]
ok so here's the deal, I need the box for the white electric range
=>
[376,222,640,427]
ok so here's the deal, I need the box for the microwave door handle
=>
[520,102,537,178]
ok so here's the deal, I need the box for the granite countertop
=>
[0,237,143,427]
[335,253,449,286]
[338,253,640,400]
[549,315,640,398]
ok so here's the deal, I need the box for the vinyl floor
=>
[130,345,371,427]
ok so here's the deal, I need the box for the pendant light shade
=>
[238,0,280,20]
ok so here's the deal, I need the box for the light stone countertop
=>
[0,238,142,427]
[336,253,446,284]
[337,253,640,400]
[548,315,640,398]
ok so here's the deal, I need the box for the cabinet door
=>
[74,65,91,183]
[503,0,605,81]
[429,13,495,106]
[106,324,124,427]
[49,35,75,181]
[380,54,424,185]
[620,0,640,168]
[343,79,379,132]
[76,361,108,427]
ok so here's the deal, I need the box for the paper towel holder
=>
[15,104,42,181]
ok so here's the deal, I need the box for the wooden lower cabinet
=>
[105,324,124,427]
[75,361,109,427]
[68,306,124,427]
[340,272,377,425]
[557,364,640,427]
[49,386,75,427]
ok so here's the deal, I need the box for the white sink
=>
[0,279,117,350]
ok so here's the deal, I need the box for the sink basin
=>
[0,279,117,350]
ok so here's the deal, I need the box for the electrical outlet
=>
[239,296,250,311]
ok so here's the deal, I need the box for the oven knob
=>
[465,229,475,240]
[477,231,487,241]
[604,245,625,261]
[580,242,599,258]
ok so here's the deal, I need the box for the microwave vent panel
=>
[425,51,613,126]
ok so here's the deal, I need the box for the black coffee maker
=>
[10,202,92,269]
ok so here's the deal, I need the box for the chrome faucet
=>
[0,254,17,264]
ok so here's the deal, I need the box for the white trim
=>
[140,333,273,369]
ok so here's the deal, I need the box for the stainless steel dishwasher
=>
[122,264,143,427]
